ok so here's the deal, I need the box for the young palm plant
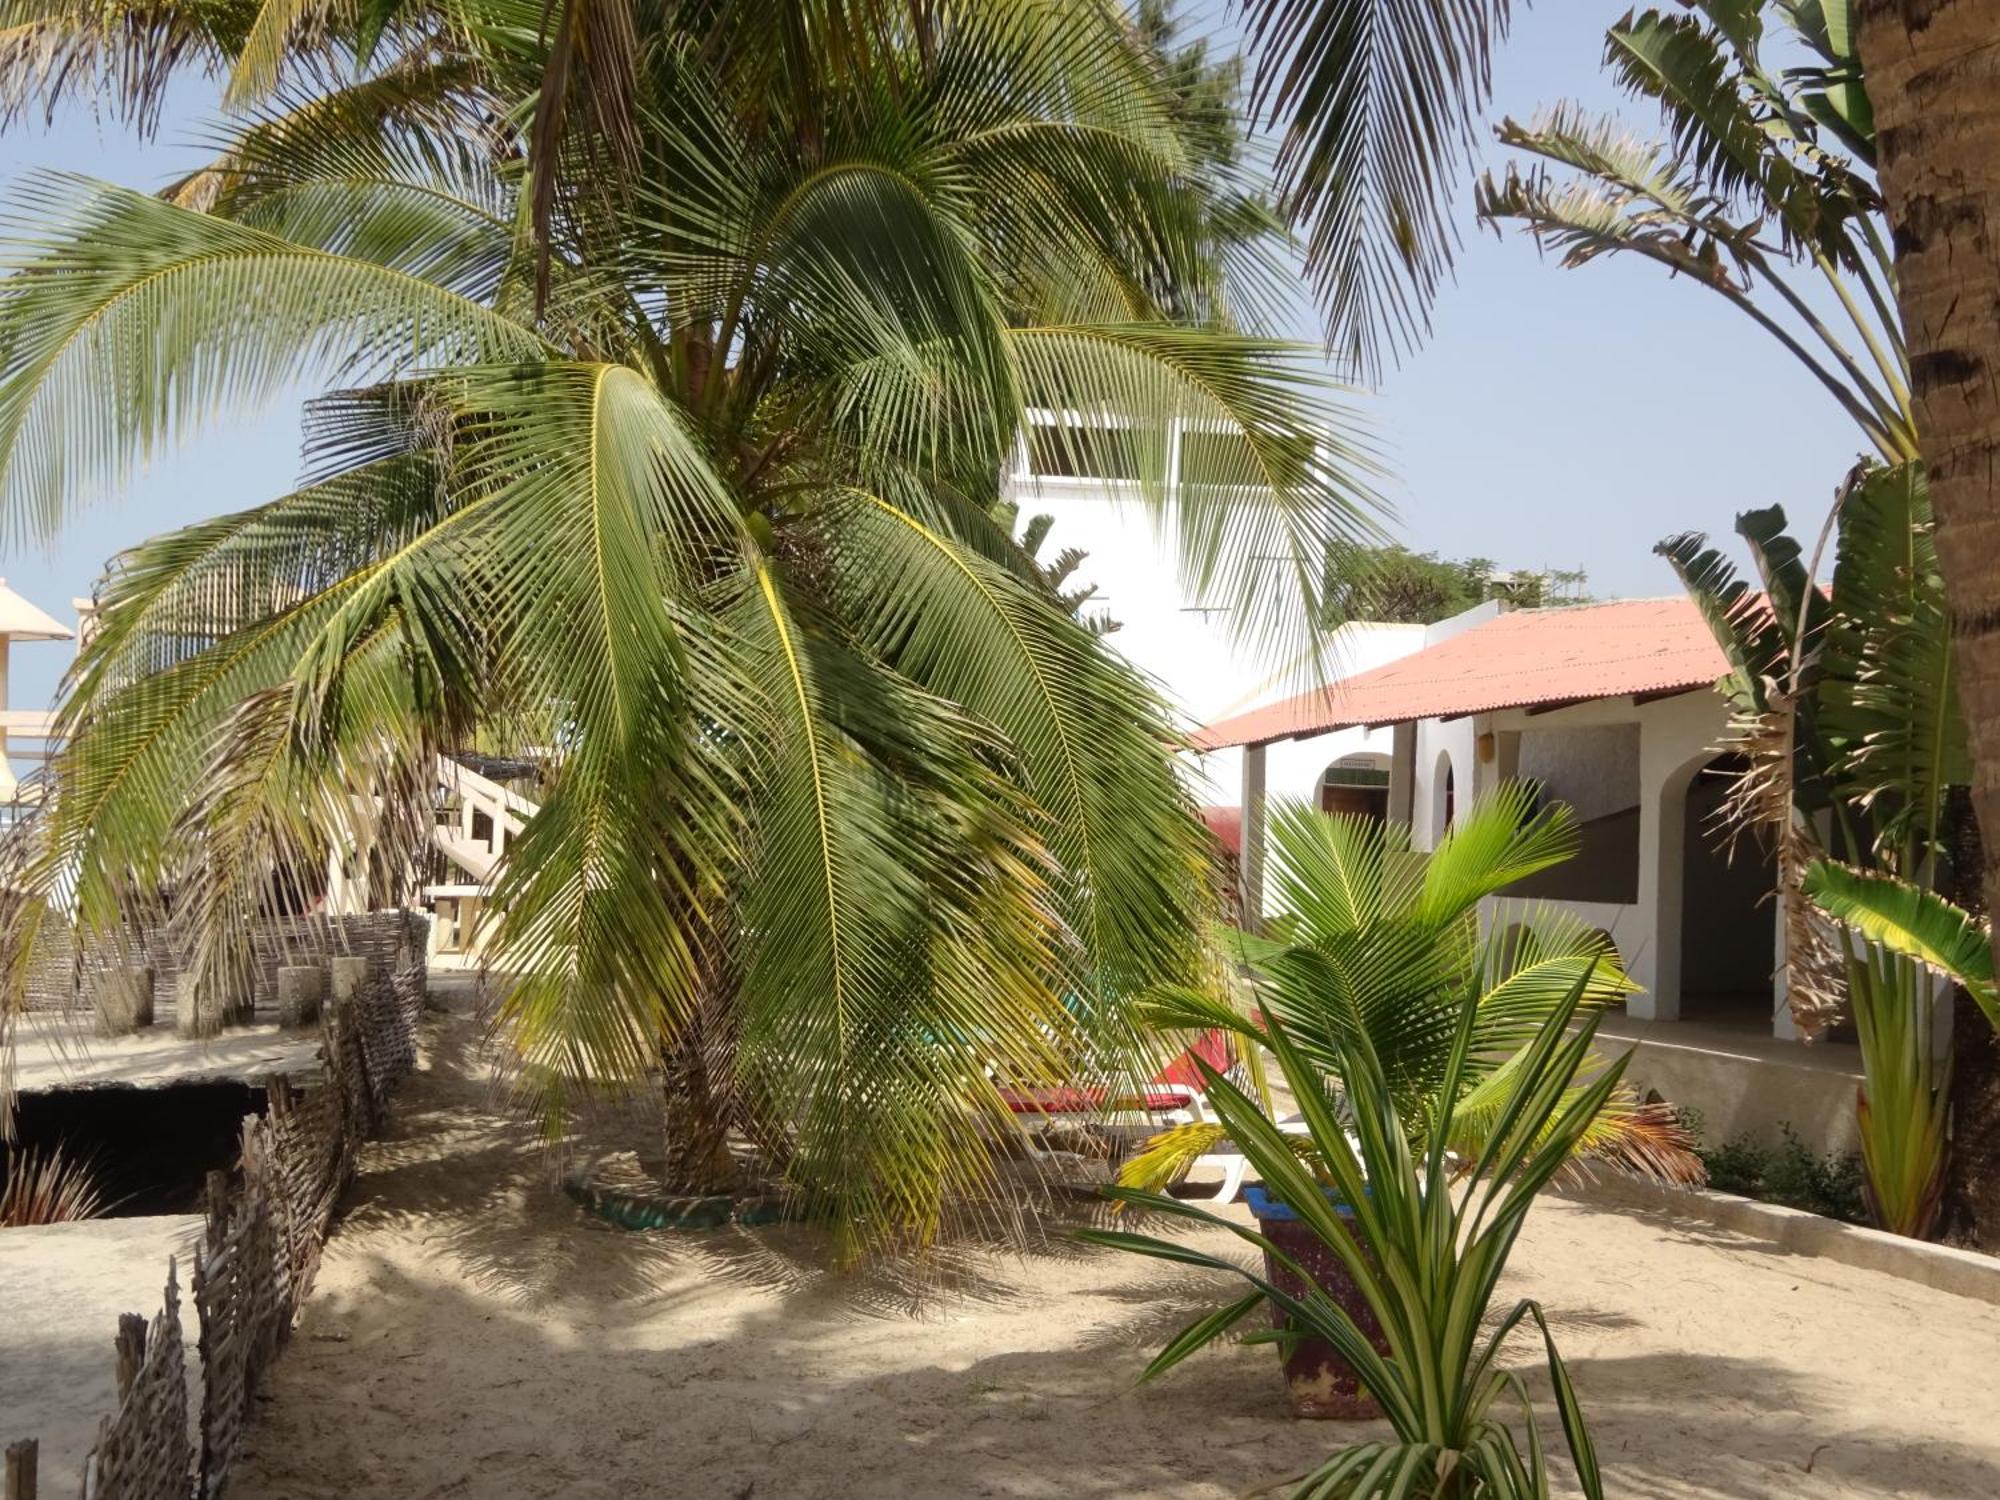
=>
[0,1142,106,1226]
[1119,789,1699,1196]
[0,3,1378,1253]
[1083,972,1617,1499]
[1658,467,1972,1236]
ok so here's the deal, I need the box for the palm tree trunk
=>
[1855,0,2000,962]
[660,983,740,1194]
[1942,788,2000,1244]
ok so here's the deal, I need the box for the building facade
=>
[1195,597,1874,1154]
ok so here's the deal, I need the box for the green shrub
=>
[1763,1126,1867,1223]
[1681,1113,1867,1224]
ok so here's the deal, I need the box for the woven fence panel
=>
[259,1075,353,1314]
[353,963,425,1111]
[20,924,78,1013]
[27,909,426,1018]
[191,1168,286,1498]
[322,991,377,1139]
[81,1265,191,1500]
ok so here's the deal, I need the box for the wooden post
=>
[204,1168,232,1253]
[114,1313,147,1399]
[5,1438,37,1500]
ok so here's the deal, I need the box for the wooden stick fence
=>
[5,948,427,1499]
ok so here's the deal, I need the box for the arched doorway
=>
[1676,754,1776,1029]
[1319,753,1391,821]
[1430,750,1457,847]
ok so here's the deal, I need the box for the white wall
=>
[1518,724,1640,823]
[1478,689,1780,1027]
[1007,475,1425,804]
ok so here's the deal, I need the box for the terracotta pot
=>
[1244,1183,1391,1420]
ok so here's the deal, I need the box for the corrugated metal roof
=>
[1191,599,1728,751]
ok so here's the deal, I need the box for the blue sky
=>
[0,1,1864,709]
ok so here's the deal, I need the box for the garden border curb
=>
[1555,1173,2000,1306]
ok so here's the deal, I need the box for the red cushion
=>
[1153,1028,1232,1089]
[999,1086,1105,1115]
[999,1085,1195,1116]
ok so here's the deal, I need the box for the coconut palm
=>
[0,3,1379,1251]
[1118,787,1699,1196]
[1462,0,1981,1239]
[1475,0,1912,467]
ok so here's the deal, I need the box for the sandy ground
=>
[12,1013,321,1094]
[1,1214,203,1494]
[228,1001,2000,1500]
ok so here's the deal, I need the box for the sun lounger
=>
[996,1030,1252,1202]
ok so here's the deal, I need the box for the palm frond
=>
[1806,861,1997,1027]
[1240,0,1513,379]
[0,174,546,543]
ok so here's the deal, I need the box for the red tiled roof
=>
[1191,599,1729,751]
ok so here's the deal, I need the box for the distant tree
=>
[989,500,1118,636]
[1322,545,1589,626]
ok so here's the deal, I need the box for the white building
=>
[1193,597,1871,1154]
[0,581,76,806]
[1000,421,1428,810]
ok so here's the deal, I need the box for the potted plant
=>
[1084,973,1618,1498]
[1112,791,1700,1420]
[1239,1178,1386,1419]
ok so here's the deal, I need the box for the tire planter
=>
[563,1170,813,1231]
[1244,1183,1391,1420]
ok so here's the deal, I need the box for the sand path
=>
[230,999,2000,1499]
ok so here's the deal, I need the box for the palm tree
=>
[1459,0,1980,1238]
[1475,0,1911,467]
[1848,1,2000,986]
[1657,466,1970,1234]
[1119,788,1699,1196]
[0,3,1379,1252]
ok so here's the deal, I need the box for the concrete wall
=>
[1504,806,1640,904]
[1601,1018,1864,1156]
[1519,724,1639,822]
[1477,689,1773,1026]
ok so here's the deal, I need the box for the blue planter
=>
[1240,1181,1384,1420]
[1243,1182,1362,1222]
